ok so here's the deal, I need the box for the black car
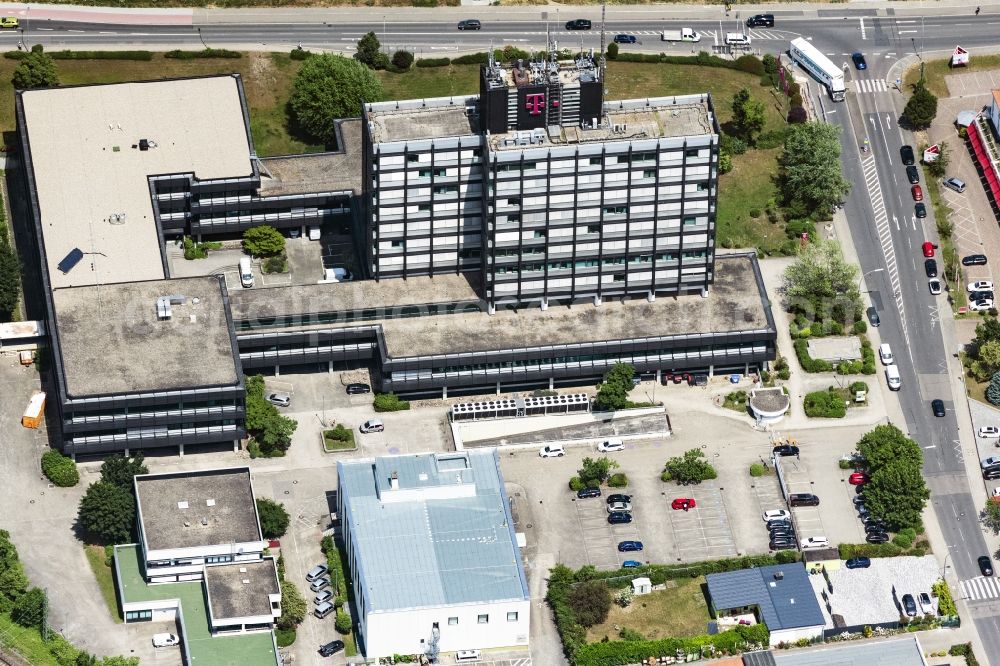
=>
[319,641,345,657]
[906,165,920,184]
[565,19,592,30]
[766,518,791,528]
[789,493,819,507]
[963,254,989,266]
[346,383,371,395]
[865,523,887,535]
[613,34,637,44]
[577,487,601,499]
[773,445,800,457]
[608,511,633,524]
[867,306,880,327]
[606,493,632,505]
[457,19,482,30]
[866,531,890,544]
[851,52,867,70]
[983,467,1000,480]
[770,540,796,550]
[901,593,917,617]
[845,557,871,569]
[915,202,927,218]
[900,145,915,165]
[746,13,775,27]
[979,555,995,576]
[972,290,995,302]
[924,259,937,278]
[931,399,946,417]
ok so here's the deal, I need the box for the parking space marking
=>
[665,488,737,559]
[572,500,634,569]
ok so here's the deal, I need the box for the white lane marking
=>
[859,17,867,40]
[861,153,906,330]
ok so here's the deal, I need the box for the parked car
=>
[607,493,632,505]
[762,509,790,521]
[789,493,819,507]
[906,165,920,184]
[769,540,796,550]
[915,202,927,218]
[310,577,331,593]
[613,34,637,44]
[773,444,799,456]
[622,560,642,568]
[598,439,625,452]
[867,306,880,327]
[865,523,887,535]
[921,241,935,257]
[878,343,894,365]
[931,399,946,417]
[928,279,942,295]
[345,383,371,395]
[943,176,967,193]
[970,280,995,292]
[845,557,871,569]
[457,19,481,30]
[919,592,934,614]
[766,519,792,530]
[565,19,592,30]
[801,536,829,549]
[577,487,601,499]
[607,500,632,513]
[617,540,643,552]
[306,564,329,582]
[608,512,633,525]
[972,290,995,302]
[746,14,775,27]
[970,299,995,312]
[963,254,988,266]
[981,456,1000,469]
[671,498,696,510]
[866,532,890,544]
[314,589,334,605]
[769,528,796,539]
[979,555,995,576]
[979,426,1000,438]
[984,467,1000,480]
[360,419,384,433]
[901,594,917,617]
[319,641,345,657]
[266,392,290,408]
[900,145,915,165]
[851,52,867,70]
[924,259,937,278]
[539,444,566,458]
[152,633,179,648]
[849,472,869,485]
[911,185,924,201]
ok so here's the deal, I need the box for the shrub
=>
[41,450,79,487]
[787,106,808,124]
[263,255,287,274]
[749,463,766,477]
[452,52,490,64]
[794,339,833,372]
[391,50,414,70]
[839,458,855,470]
[662,449,717,484]
[165,48,240,59]
[853,320,868,334]
[849,381,869,394]
[416,57,451,67]
[837,542,903,559]
[607,42,619,60]
[335,610,352,634]
[803,389,846,418]
[935,580,958,616]
[720,134,748,155]
[892,532,914,549]
[789,92,803,108]
[619,627,645,641]
[275,627,296,647]
[373,392,410,411]
[861,339,876,374]
[607,473,629,487]
[290,47,312,60]
[566,580,611,627]
[749,208,761,218]
[734,54,765,75]
[777,367,791,380]
[569,476,586,492]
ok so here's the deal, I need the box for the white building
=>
[337,450,530,660]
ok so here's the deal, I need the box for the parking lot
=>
[664,487,737,561]
[571,496,643,569]
[781,457,827,545]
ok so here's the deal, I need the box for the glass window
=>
[685,148,700,157]
[418,169,431,178]
[589,157,602,166]
[478,614,489,624]
[643,169,656,179]
[683,217,697,225]
[507,612,519,622]
[448,617,459,626]
[407,154,420,163]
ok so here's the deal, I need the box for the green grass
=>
[0,614,62,666]
[323,429,356,451]
[905,54,1000,99]
[84,545,123,623]
[378,64,480,100]
[716,148,785,253]
[586,577,712,641]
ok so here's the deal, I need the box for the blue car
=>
[622,560,642,568]
[613,34,637,44]
[845,557,871,569]
[851,52,867,70]
[608,512,633,525]
[617,540,643,552]
[577,487,601,499]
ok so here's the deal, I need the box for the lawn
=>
[0,613,61,666]
[84,544,123,623]
[586,577,712,642]
[716,147,784,253]
[905,54,1000,99]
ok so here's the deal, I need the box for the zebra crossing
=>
[960,576,1000,601]
[860,154,907,331]
[621,28,791,42]
[854,78,889,94]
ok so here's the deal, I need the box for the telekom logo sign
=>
[524,93,546,116]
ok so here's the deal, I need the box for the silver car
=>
[943,177,966,193]
[266,392,291,407]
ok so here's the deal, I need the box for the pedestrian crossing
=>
[854,78,889,94]
[617,28,791,42]
[960,576,1000,601]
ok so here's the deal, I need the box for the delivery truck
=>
[22,391,45,429]
[661,28,701,43]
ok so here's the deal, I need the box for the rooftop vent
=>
[156,297,172,321]
[774,571,784,581]
[201,517,209,526]
[177,501,189,509]
[418,473,429,482]
[183,521,191,527]
[790,598,796,604]
[242,579,251,584]
[239,567,248,573]
[206,499,216,507]
[390,471,399,491]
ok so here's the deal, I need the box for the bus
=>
[789,37,846,102]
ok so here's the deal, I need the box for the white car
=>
[607,500,632,513]
[539,444,566,458]
[598,439,625,452]
[878,343,894,365]
[969,280,994,292]
[979,426,1000,438]
[971,299,995,311]
[307,225,321,241]
[762,509,790,522]
[801,536,829,549]
[981,456,1000,469]
[152,633,179,648]
[993,487,1000,498]
[928,279,942,295]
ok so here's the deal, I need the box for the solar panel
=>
[57,248,84,274]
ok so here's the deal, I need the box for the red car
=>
[922,241,935,257]
[849,472,869,485]
[911,185,924,201]
[671,498,696,510]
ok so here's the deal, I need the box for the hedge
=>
[803,389,846,418]
[416,57,451,68]
[572,624,769,666]
[838,542,903,559]
[452,52,490,64]
[41,450,79,487]
[5,50,153,60]
[793,339,833,373]
[373,393,410,412]
[165,48,241,59]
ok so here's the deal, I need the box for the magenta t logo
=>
[524,93,545,115]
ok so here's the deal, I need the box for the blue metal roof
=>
[706,564,824,631]
[338,450,529,612]
[772,636,925,665]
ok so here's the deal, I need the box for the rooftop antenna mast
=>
[599,2,607,68]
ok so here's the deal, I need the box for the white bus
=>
[789,37,846,102]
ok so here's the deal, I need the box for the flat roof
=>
[206,559,280,621]
[51,276,238,397]
[772,636,926,666]
[115,545,279,666]
[706,564,825,631]
[135,468,261,551]
[20,76,253,289]
[259,119,363,197]
[366,97,479,143]
[338,450,529,612]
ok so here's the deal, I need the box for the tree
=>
[595,363,635,411]
[606,42,619,60]
[976,340,1000,377]
[0,238,21,317]
[731,88,766,145]
[856,425,923,472]
[10,587,46,628]
[290,54,384,145]
[0,561,29,605]
[391,50,413,70]
[988,372,1000,406]
[926,140,949,178]
[662,449,718,485]
[982,500,1000,535]
[256,498,290,539]
[242,225,285,257]
[578,457,619,485]
[787,106,807,124]
[78,482,136,544]
[863,462,929,530]
[277,580,307,630]
[902,82,938,129]
[782,240,860,317]
[99,453,147,492]
[566,580,611,627]
[778,122,852,216]
[355,31,381,68]
[12,44,58,90]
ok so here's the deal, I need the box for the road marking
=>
[854,79,889,94]
[861,153,906,330]
[899,29,919,34]
[859,17,867,40]
[961,576,1000,601]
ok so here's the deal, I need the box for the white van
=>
[878,343,894,365]
[725,32,751,46]
[239,257,254,288]
[360,419,384,433]
[456,650,482,662]
[885,364,901,391]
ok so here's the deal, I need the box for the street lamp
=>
[859,267,885,293]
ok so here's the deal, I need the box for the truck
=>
[789,37,846,102]
[22,391,45,429]
[661,28,701,43]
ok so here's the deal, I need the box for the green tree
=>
[355,31,381,68]
[391,49,414,70]
[976,340,1000,376]
[731,88,766,145]
[578,457,619,485]
[566,580,611,627]
[782,240,860,313]
[983,500,1000,534]
[863,462,929,531]
[0,238,21,317]
[10,587,45,628]
[256,498,290,539]
[926,140,949,178]
[242,225,285,257]
[856,425,923,472]
[0,561,29,606]
[99,453,148,492]
[78,481,136,544]
[12,44,58,90]
[290,54,384,145]
[335,610,352,634]
[988,372,1000,406]
[277,580,307,629]
[595,363,635,411]
[662,449,718,485]
[902,82,938,130]
[606,42,619,60]
[778,122,851,216]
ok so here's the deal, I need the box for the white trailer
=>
[789,37,846,101]
[661,27,701,42]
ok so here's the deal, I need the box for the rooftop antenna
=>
[599,2,607,67]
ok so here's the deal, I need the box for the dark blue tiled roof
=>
[706,564,824,631]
